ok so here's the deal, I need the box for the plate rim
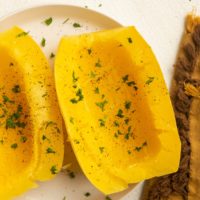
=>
[0,3,122,27]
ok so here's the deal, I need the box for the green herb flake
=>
[125,101,131,110]
[113,120,119,127]
[11,143,18,149]
[70,117,74,124]
[145,77,154,85]
[20,136,27,143]
[134,141,148,152]
[12,85,21,93]
[70,98,78,104]
[128,37,133,43]
[73,23,81,28]
[41,37,46,47]
[105,196,112,200]
[6,117,16,129]
[128,150,131,154]
[122,74,129,82]
[116,109,124,118]
[63,18,69,24]
[95,59,102,67]
[84,192,91,197]
[87,48,92,55]
[42,135,47,140]
[2,95,14,104]
[50,165,57,174]
[99,146,105,153]
[50,52,55,58]
[46,121,56,129]
[95,100,108,111]
[99,119,105,127]
[63,197,66,200]
[16,31,29,38]
[94,87,100,94]
[98,3,102,7]
[44,17,53,26]
[46,147,56,154]
[72,71,79,83]
[74,139,80,144]
[124,118,129,124]
[90,71,96,78]
[68,171,75,178]
[127,81,136,86]
[0,140,4,144]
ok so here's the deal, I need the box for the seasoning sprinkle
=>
[50,165,57,174]
[73,23,81,28]
[95,100,108,111]
[11,143,18,149]
[46,147,56,154]
[44,17,53,26]
[145,77,155,85]
[41,37,46,47]
[116,109,124,118]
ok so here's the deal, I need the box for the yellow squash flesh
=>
[0,27,64,199]
[55,26,181,194]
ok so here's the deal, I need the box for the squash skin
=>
[55,26,181,194]
[0,27,64,199]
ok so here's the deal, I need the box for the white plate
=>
[0,4,144,200]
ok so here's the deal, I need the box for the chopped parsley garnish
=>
[99,146,105,153]
[70,88,84,103]
[72,71,79,83]
[87,48,92,55]
[44,17,53,26]
[46,147,56,154]
[63,197,66,200]
[134,141,148,152]
[73,22,81,28]
[95,100,108,111]
[90,71,96,78]
[50,165,57,174]
[124,126,132,140]
[11,143,18,149]
[0,140,4,144]
[95,59,102,67]
[116,109,124,118]
[145,77,155,85]
[70,117,74,124]
[74,139,80,144]
[41,37,46,47]
[127,81,136,86]
[84,192,91,197]
[63,18,69,24]
[98,3,102,7]
[122,74,129,82]
[113,120,119,127]
[105,196,112,200]
[16,31,29,37]
[2,95,14,104]
[94,87,100,94]
[128,37,133,43]
[20,136,27,143]
[124,118,129,124]
[46,121,56,129]
[125,101,131,110]
[12,85,21,93]
[42,135,47,140]
[99,119,105,127]
[50,52,55,58]
[128,150,131,154]
[114,130,122,138]
[68,171,75,178]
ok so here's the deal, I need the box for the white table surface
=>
[0,1,200,200]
